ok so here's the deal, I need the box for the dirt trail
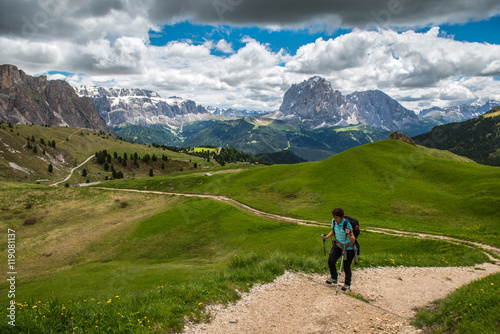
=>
[51,155,95,186]
[183,263,499,334]
[93,187,500,333]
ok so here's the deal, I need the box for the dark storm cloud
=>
[0,0,125,40]
[72,0,124,18]
[2,0,499,41]
[147,0,500,28]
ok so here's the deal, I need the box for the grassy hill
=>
[104,139,500,247]
[413,106,500,166]
[0,124,215,184]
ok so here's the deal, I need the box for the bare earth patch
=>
[184,263,499,334]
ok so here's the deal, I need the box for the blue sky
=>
[439,16,500,44]
[151,15,500,56]
[1,0,500,111]
[149,22,353,56]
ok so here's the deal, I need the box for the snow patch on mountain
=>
[75,86,215,127]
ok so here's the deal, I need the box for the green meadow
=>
[104,140,500,248]
[1,132,499,333]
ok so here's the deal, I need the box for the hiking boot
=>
[326,278,337,285]
[341,284,350,291]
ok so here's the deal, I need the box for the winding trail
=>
[94,187,500,262]
[51,155,95,186]
[92,187,500,333]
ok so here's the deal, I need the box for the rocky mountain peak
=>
[275,76,420,132]
[278,76,347,128]
[0,64,113,135]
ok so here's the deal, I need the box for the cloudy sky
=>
[1,0,500,112]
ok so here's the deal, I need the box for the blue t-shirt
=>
[332,218,353,250]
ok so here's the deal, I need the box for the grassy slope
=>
[0,182,488,301]
[104,140,500,247]
[0,124,213,183]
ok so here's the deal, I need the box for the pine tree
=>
[48,164,53,173]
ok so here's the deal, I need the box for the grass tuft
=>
[412,272,500,333]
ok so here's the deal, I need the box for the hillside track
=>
[94,187,500,262]
[51,154,95,186]
[94,187,325,226]
[93,187,499,333]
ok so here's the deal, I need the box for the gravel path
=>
[183,263,499,334]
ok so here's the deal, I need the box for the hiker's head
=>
[332,208,344,218]
[332,208,344,223]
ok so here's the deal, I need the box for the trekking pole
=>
[336,246,344,295]
[321,234,328,273]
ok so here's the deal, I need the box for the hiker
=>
[321,207,356,291]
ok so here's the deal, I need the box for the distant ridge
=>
[0,64,113,135]
[419,101,500,123]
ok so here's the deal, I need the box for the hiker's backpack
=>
[342,216,360,255]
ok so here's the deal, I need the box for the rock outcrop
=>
[388,131,416,145]
[0,64,113,135]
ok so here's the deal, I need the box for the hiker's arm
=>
[322,230,335,240]
[346,228,355,244]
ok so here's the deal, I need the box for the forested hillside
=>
[413,107,500,166]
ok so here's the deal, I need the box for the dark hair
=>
[332,208,344,217]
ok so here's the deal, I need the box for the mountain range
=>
[419,101,500,124]
[75,86,215,128]
[205,106,270,118]
[2,63,499,162]
[77,76,499,142]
